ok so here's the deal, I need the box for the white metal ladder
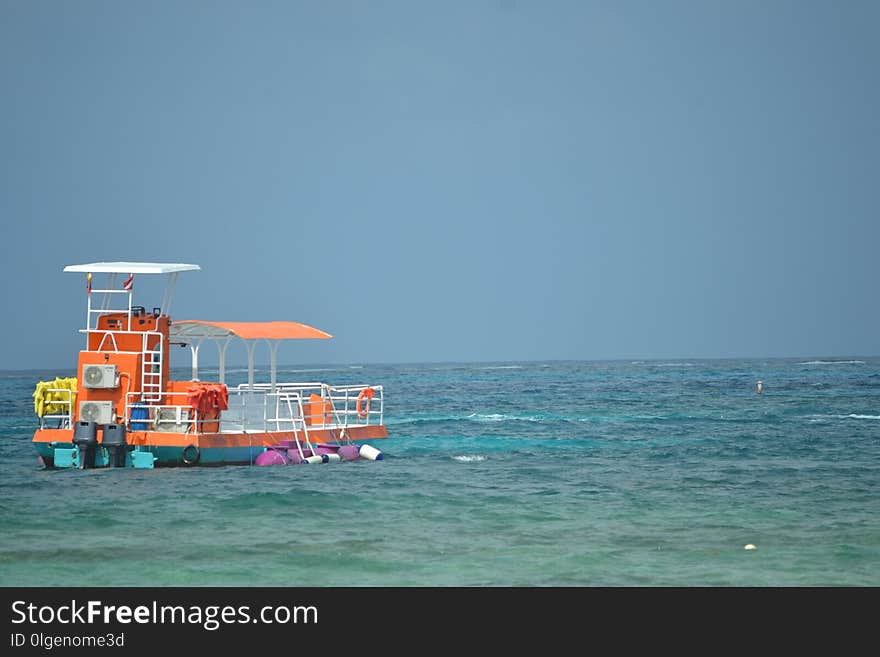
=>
[274,392,301,432]
[276,392,315,460]
[141,333,163,402]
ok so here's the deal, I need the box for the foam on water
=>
[799,360,867,365]
[805,413,880,422]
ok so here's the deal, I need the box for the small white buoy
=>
[744,544,757,551]
[359,444,384,461]
[756,381,763,395]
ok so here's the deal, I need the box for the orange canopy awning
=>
[170,320,332,341]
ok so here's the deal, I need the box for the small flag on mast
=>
[123,273,134,291]
[86,273,92,294]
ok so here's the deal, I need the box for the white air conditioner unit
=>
[82,364,119,389]
[79,401,115,425]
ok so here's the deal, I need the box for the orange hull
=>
[33,425,388,467]
[33,424,387,449]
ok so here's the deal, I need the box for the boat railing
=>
[323,384,384,427]
[123,388,308,434]
[263,391,311,434]
[222,386,319,433]
[124,391,208,434]
[37,388,75,430]
[120,383,383,434]
[226,382,384,432]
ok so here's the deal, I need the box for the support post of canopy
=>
[160,272,180,317]
[216,338,231,385]
[189,339,203,381]
[85,286,92,349]
[101,273,118,311]
[245,340,257,391]
[268,340,280,392]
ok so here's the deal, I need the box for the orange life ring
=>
[356,387,375,419]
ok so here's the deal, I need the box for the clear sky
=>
[1,0,877,370]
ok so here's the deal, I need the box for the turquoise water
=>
[1,359,878,586]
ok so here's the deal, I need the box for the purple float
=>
[256,441,379,466]
[337,445,360,461]
[255,449,291,466]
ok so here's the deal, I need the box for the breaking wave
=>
[805,413,880,422]
[799,360,866,365]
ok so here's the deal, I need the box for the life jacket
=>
[32,377,77,417]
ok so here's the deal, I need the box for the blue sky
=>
[1,0,877,370]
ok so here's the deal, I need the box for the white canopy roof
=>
[63,262,200,274]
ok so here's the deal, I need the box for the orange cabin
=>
[75,308,170,424]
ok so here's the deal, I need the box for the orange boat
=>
[32,262,388,468]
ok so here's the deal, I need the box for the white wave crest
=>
[468,413,506,422]
[799,360,866,365]
[806,413,880,421]
[467,412,548,423]
[452,455,486,463]
[280,367,338,373]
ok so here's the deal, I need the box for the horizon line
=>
[3,354,878,374]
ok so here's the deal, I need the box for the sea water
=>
[1,359,878,586]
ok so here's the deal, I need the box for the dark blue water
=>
[1,359,878,585]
